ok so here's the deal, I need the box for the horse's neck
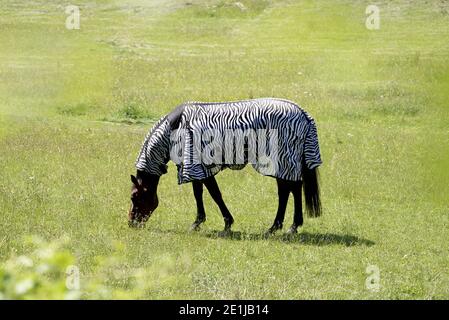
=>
[143,118,171,174]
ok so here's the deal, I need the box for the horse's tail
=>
[302,165,321,217]
[302,119,322,217]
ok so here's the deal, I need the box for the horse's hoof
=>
[286,226,298,235]
[267,224,282,235]
[224,221,233,233]
[263,230,274,239]
[224,218,234,229]
[190,223,201,232]
[264,225,280,238]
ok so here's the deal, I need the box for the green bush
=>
[0,236,78,300]
[0,237,189,300]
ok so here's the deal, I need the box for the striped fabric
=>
[135,98,322,184]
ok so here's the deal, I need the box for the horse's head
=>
[128,174,159,228]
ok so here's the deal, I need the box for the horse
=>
[128,98,322,234]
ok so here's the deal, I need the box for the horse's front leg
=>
[190,180,206,231]
[203,176,234,232]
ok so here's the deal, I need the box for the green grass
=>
[1,0,448,299]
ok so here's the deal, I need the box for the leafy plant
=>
[0,237,192,300]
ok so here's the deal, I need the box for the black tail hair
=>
[302,165,321,217]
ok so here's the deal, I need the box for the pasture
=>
[0,0,448,299]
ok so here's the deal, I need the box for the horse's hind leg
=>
[203,176,234,232]
[268,178,290,234]
[287,180,303,234]
[190,180,206,231]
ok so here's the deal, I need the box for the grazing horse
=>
[128,98,322,234]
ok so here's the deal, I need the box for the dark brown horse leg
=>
[190,180,206,231]
[287,180,303,234]
[268,178,290,234]
[203,176,234,231]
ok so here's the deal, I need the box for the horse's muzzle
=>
[129,220,143,228]
[128,212,152,228]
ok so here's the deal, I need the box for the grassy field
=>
[1,0,448,299]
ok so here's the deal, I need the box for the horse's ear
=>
[131,175,140,187]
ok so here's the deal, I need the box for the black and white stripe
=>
[135,116,171,176]
[136,98,322,184]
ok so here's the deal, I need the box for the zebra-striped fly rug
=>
[135,98,322,184]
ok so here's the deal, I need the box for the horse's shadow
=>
[203,230,375,247]
[148,226,375,247]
